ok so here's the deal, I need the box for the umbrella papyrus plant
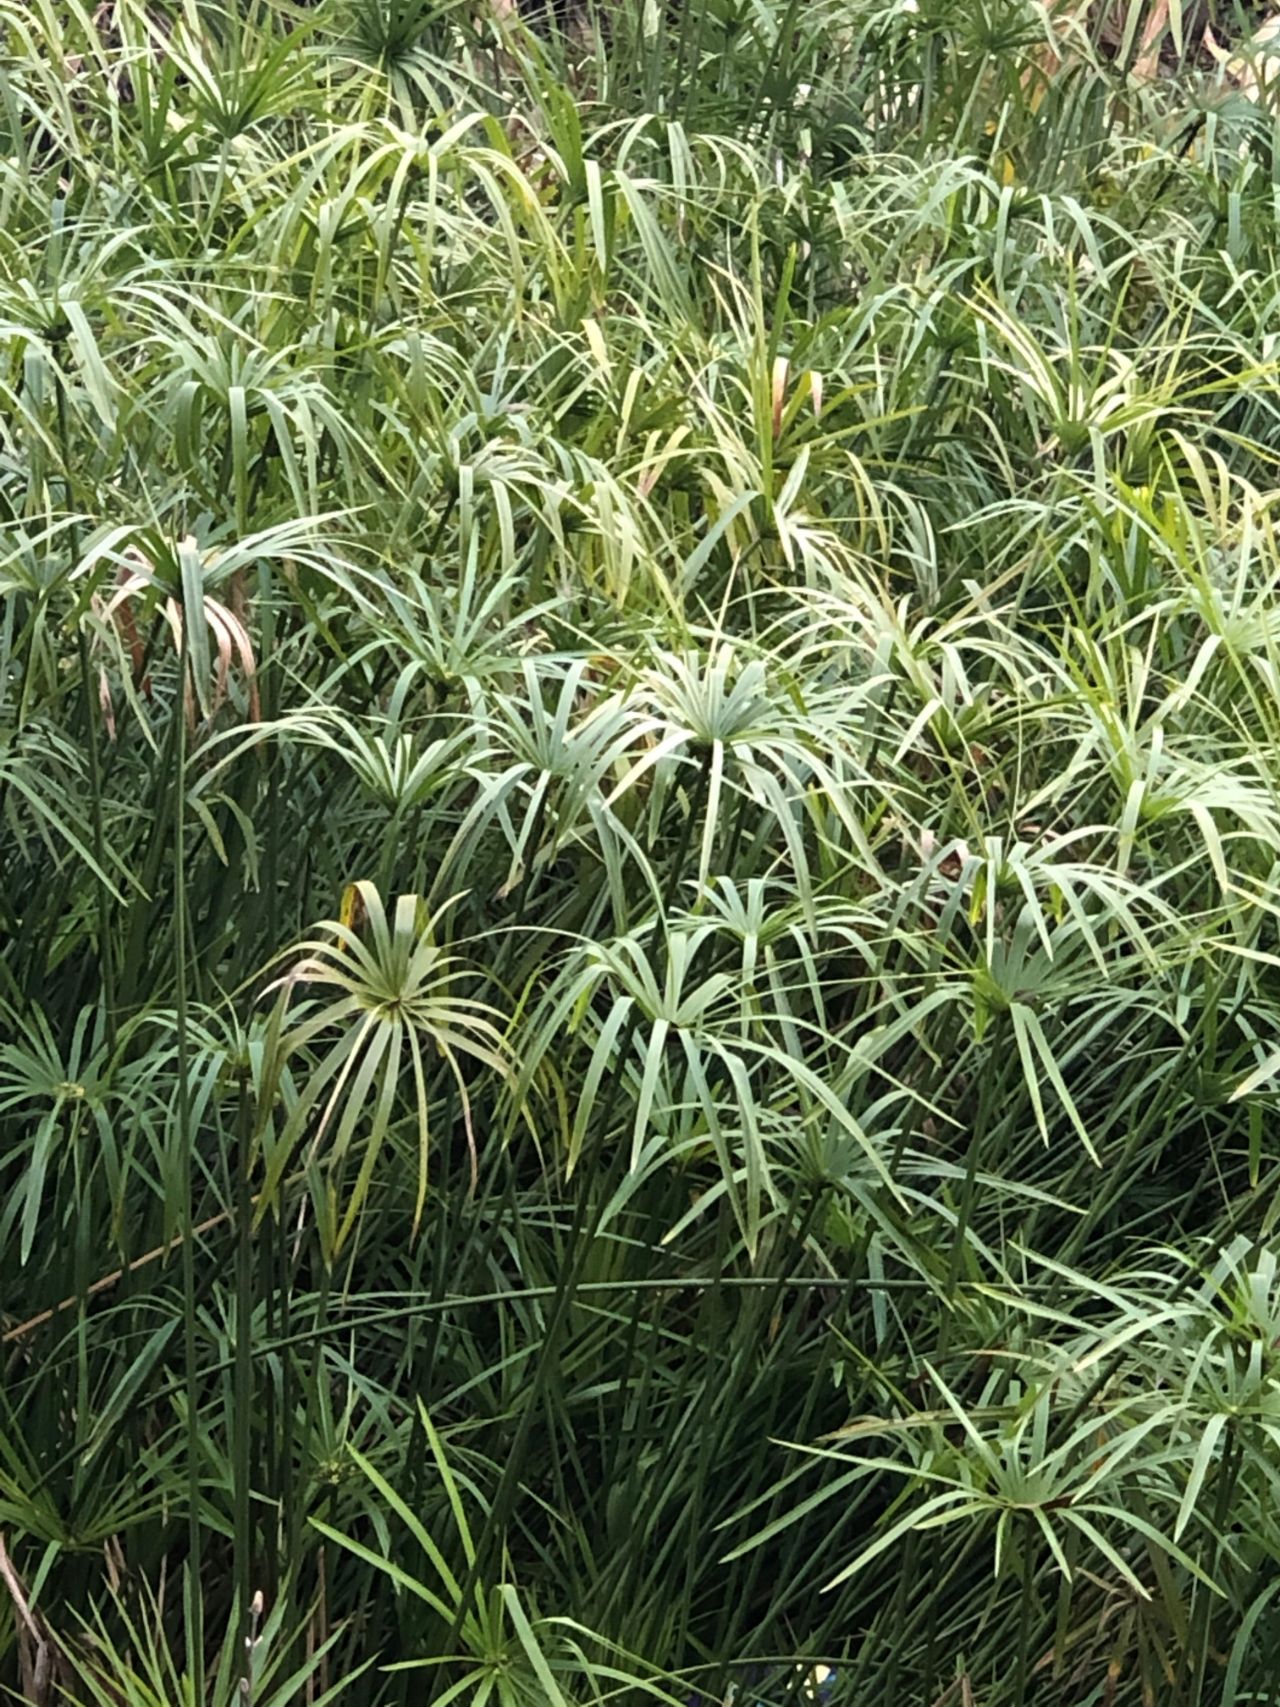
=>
[255,883,511,1256]
[93,536,260,740]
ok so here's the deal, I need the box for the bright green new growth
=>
[3,0,1280,1702]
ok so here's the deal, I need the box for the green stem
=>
[233,1069,255,1689]
[1014,1518,1035,1707]
[1190,1421,1240,1707]
[174,621,205,1705]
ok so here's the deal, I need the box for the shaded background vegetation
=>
[6,0,1280,1702]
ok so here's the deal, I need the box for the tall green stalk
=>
[174,606,205,1706]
